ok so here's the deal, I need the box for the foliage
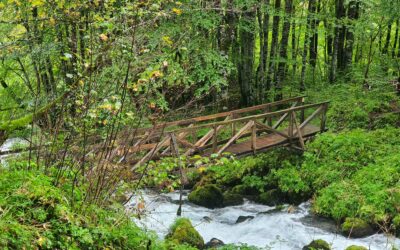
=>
[287,128,400,230]
[0,167,194,250]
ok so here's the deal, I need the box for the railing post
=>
[251,121,257,154]
[231,113,236,137]
[266,106,272,126]
[288,111,294,138]
[213,125,218,153]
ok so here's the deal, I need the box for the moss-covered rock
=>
[188,185,223,209]
[166,218,204,249]
[204,238,224,248]
[222,192,244,207]
[341,218,374,238]
[257,189,283,206]
[302,239,331,250]
[231,184,258,196]
[345,246,368,250]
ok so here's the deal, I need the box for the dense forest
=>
[0,0,400,249]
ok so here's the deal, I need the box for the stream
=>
[129,190,400,250]
[1,138,399,249]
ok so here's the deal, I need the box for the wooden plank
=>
[254,121,290,139]
[217,120,254,155]
[215,124,319,156]
[251,122,257,154]
[212,125,218,153]
[292,112,305,149]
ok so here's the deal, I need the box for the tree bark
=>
[382,23,392,55]
[238,7,256,106]
[300,0,315,91]
[343,0,360,69]
[266,0,281,94]
[275,0,293,101]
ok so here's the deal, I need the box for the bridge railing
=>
[131,100,329,168]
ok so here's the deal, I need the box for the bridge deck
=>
[204,124,320,156]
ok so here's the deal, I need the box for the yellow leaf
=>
[172,8,182,15]
[150,70,163,79]
[31,0,45,7]
[162,36,173,46]
[99,33,108,42]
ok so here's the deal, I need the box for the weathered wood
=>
[136,96,305,134]
[217,120,254,155]
[292,112,305,149]
[167,102,329,135]
[254,120,290,139]
[212,125,218,153]
[251,122,257,154]
[132,99,329,166]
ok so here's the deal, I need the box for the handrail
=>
[135,96,305,134]
[164,101,329,134]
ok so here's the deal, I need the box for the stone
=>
[166,218,204,249]
[188,184,224,209]
[205,238,224,248]
[257,189,284,206]
[235,215,255,224]
[302,239,331,250]
[222,192,244,207]
[341,218,374,238]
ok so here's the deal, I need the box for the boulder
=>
[345,246,368,250]
[257,189,284,206]
[188,184,223,209]
[341,218,374,238]
[302,239,331,250]
[222,192,244,207]
[166,218,204,249]
[204,238,224,248]
[235,215,254,224]
[231,184,258,196]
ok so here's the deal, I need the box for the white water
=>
[129,190,400,250]
[0,138,29,164]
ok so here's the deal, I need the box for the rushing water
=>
[129,190,400,250]
[0,138,29,164]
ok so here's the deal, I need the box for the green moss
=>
[166,218,204,249]
[257,189,283,206]
[341,218,374,238]
[302,239,331,250]
[223,192,243,207]
[345,246,368,250]
[188,184,223,209]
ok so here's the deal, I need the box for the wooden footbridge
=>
[126,97,329,167]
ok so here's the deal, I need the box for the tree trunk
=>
[343,0,360,69]
[266,0,281,94]
[392,20,399,58]
[238,8,256,106]
[300,0,315,91]
[382,23,392,55]
[309,0,319,69]
[330,0,345,82]
[275,0,293,101]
